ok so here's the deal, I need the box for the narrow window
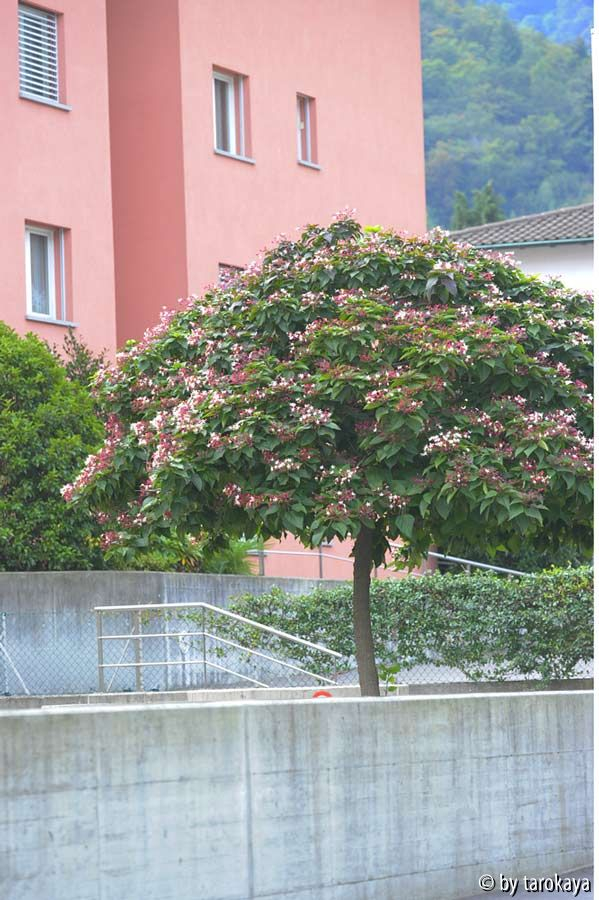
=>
[25,226,56,317]
[25,224,67,321]
[18,3,60,104]
[297,94,317,166]
[213,69,249,158]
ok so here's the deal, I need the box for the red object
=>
[312,690,333,699]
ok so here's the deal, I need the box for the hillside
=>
[421,0,592,227]
[478,1,592,43]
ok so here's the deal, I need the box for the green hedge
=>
[225,567,593,682]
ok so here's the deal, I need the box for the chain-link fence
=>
[0,603,592,698]
[95,603,343,693]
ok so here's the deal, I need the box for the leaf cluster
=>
[0,324,105,570]
[69,218,592,566]
[224,566,593,683]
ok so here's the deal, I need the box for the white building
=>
[452,203,593,292]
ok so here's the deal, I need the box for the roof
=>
[450,202,593,247]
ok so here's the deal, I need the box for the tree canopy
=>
[0,324,105,570]
[67,217,593,691]
[422,0,592,226]
[450,181,506,230]
[478,0,592,44]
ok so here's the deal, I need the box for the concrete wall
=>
[0,691,592,900]
[0,570,339,615]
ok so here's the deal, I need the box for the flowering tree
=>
[66,216,593,695]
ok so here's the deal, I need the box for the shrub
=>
[52,326,107,390]
[225,567,593,683]
[105,532,262,575]
[0,324,104,570]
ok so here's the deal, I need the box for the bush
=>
[0,324,105,570]
[52,326,107,390]
[105,532,263,575]
[226,567,592,682]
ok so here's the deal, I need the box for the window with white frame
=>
[213,69,248,157]
[25,225,66,320]
[18,3,60,104]
[297,94,317,165]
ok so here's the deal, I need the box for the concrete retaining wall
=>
[0,691,592,900]
[0,570,340,614]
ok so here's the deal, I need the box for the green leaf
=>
[396,513,415,538]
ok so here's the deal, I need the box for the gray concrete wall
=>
[0,691,592,900]
[0,679,590,711]
[0,570,341,614]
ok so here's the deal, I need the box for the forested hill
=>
[421,0,593,227]
[478,1,592,43]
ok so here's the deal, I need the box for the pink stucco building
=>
[1,0,117,354]
[2,0,427,579]
[106,0,426,343]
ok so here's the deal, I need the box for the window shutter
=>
[18,3,59,103]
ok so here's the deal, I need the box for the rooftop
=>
[451,202,593,247]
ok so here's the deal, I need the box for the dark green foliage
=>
[422,0,592,226]
[441,538,588,572]
[227,567,593,682]
[450,181,505,229]
[105,533,263,575]
[0,324,104,570]
[53,327,107,390]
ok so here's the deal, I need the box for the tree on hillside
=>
[65,217,593,695]
[0,325,105,570]
[450,181,505,230]
[421,0,592,226]
[478,0,593,44]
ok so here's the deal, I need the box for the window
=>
[297,94,318,166]
[25,224,67,321]
[18,3,60,104]
[213,69,251,159]
[218,263,243,285]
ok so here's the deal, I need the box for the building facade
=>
[2,0,427,580]
[0,0,117,355]
[107,0,426,343]
[1,0,425,353]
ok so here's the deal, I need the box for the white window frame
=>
[25,225,57,320]
[213,71,237,155]
[297,94,314,164]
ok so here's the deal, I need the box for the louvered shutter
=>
[18,3,59,103]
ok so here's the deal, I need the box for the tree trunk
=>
[352,526,380,697]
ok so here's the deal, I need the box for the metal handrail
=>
[95,601,343,659]
[248,547,527,577]
[424,550,527,577]
[96,628,338,685]
[97,656,269,688]
[94,600,343,693]
[247,548,357,564]
[201,631,337,685]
